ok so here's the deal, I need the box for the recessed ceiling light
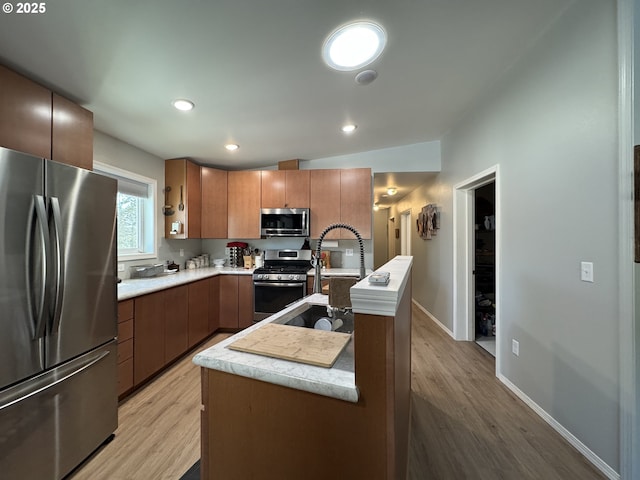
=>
[225,144,239,151]
[322,21,386,71]
[387,187,398,196]
[341,124,357,134]
[172,99,194,111]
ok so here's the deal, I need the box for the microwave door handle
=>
[26,195,49,340]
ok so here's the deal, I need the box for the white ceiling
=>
[0,1,568,181]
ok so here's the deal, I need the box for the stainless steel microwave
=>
[260,208,310,237]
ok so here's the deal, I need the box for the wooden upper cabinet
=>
[340,168,372,239]
[201,167,228,238]
[309,168,371,239]
[284,170,310,207]
[310,169,341,239]
[0,64,52,159]
[261,170,310,208]
[165,158,201,239]
[51,93,93,170]
[260,170,285,208]
[227,170,261,239]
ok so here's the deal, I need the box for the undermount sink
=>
[279,304,354,334]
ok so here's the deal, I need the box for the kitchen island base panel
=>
[200,276,412,480]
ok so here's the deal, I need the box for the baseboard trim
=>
[497,373,620,480]
[412,300,454,338]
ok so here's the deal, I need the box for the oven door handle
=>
[253,282,306,287]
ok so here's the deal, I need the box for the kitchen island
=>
[193,255,413,480]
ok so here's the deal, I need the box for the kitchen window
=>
[94,162,157,260]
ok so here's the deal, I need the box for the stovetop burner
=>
[254,265,308,275]
[253,249,311,281]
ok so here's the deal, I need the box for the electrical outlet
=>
[179,248,184,257]
[512,339,520,356]
[117,263,125,272]
[580,261,593,282]
[345,249,354,257]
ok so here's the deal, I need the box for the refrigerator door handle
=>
[0,350,111,412]
[25,195,49,340]
[50,196,65,334]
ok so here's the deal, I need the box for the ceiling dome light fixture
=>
[225,143,239,151]
[387,187,398,196]
[172,99,195,111]
[322,20,387,71]
[341,124,357,134]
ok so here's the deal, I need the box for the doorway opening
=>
[453,165,500,373]
[474,183,496,356]
[400,209,412,256]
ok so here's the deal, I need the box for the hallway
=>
[409,304,604,479]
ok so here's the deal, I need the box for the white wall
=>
[94,131,202,278]
[411,0,620,473]
[300,140,441,172]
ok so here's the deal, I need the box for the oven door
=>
[253,281,306,321]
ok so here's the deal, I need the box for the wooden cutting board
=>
[227,323,351,368]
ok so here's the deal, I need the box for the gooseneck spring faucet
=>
[313,223,366,294]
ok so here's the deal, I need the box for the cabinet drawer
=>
[118,338,134,363]
[117,357,134,397]
[118,318,134,342]
[118,299,134,322]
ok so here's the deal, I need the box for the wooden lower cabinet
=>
[219,274,253,329]
[133,291,165,385]
[117,299,135,397]
[219,275,239,328]
[164,285,189,363]
[238,275,254,329]
[209,276,220,333]
[121,274,242,397]
[188,279,210,348]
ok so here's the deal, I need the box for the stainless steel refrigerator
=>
[0,147,118,479]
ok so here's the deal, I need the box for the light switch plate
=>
[512,339,519,356]
[581,262,594,282]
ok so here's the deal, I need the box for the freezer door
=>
[0,340,118,479]
[45,160,117,367]
[0,148,46,390]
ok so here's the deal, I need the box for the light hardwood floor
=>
[70,306,605,480]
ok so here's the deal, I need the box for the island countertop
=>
[192,293,358,403]
[192,256,413,403]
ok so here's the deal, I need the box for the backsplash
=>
[118,237,372,279]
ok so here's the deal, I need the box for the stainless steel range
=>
[253,249,312,321]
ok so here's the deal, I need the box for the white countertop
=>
[117,266,371,301]
[307,268,370,277]
[350,256,413,316]
[117,266,252,300]
[192,293,359,403]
